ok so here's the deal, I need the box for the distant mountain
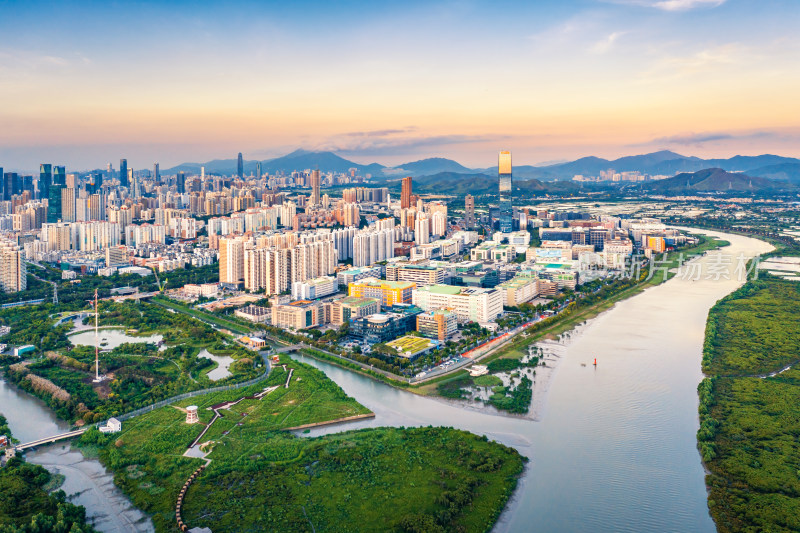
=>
[383,157,472,176]
[640,168,790,193]
[163,149,800,184]
[164,150,385,177]
[743,162,800,183]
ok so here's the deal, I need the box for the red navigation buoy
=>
[593,358,597,366]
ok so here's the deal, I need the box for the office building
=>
[348,277,415,307]
[292,275,337,300]
[496,277,539,307]
[47,184,64,223]
[330,296,380,325]
[39,164,52,201]
[119,159,128,187]
[153,163,160,182]
[237,152,243,178]
[385,263,446,286]
[256,162,262,179]
[336,266,382,287]
[105,245,131,267]
[349,305,423,344]
[412,284,503,323]
[498,151,513,233]
[176,171,186,194]
[416,309,458,340]
[401,176,413,209]
[271,299,326,330]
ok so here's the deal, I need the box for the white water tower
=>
[185,406,199,424]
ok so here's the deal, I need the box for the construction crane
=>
[151,266,168,293]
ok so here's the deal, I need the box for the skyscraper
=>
[401,176,413,209]
[39,164,52,201]
[53,165,66,186]
[256,162,262,179]
[119,159,128,187]
[176,171,186,194]
[47,183,64,223]
[465,194,475,229]
[153,163,160,182]
[498,151,513,233]
[310,169,321,206]
[237,152,243,178]
[4,173,20,201]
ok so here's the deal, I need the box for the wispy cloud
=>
[590,31,628,54]
[640,130,800,148]
[312,130,509,156]
[607,0,727,11]
[639,43,745,80]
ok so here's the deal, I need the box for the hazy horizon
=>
[1,0,799,171]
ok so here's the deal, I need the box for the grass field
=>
[82,353,524,533]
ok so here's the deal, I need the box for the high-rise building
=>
[498,151,513,233]
[153,163,160,182]
[256,162,262,179]
[0,167,3,199]
[0,238,26,293]
[53,166,66,186]
[119,159,128,187]
[310,169,321,206]
[47,184,64,223]
[219,235,246,287]
[465,194,475,228]
[401,176,413,209]
[176,171,186,194]
[3,172,20,201]
[61,187,76,222]
[39,164,52,201]
[237,152,243,178]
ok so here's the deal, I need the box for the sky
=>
[1,0,799,172]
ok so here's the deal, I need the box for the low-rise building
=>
[416,308,458,340]
[350,304,423,344]
[331,296,380,325]
[386,335,437,361]
[271,300,327,330]
[385,263,446,286]
[348,278,416,307]
[412,285,503,324]
[470,242,517,263]
[496,276,539,307]
[336,265,381,287]
[291,275,338,300]
[235,305,271,323]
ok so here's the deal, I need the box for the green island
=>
[2,300,262,424]
[76,356,524,533]
[698,277,800,532]
[0,415,96,532]
[413,235,730,411]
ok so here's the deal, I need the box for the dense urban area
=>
[2,149,800,533]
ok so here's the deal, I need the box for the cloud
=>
[640,43,744,79]
[642,130,798,147]
[607,0,726,10]
[590,31,627,54]
[312,131,510,156]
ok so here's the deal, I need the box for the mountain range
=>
[164,149,800,184]
[637,168,793,193]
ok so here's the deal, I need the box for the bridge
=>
[14,428,88,451]
[272,344,303,353]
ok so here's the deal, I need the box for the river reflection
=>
[295,230,772,533]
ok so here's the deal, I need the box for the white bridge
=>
[14,429,88,451]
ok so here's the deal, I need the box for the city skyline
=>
[1,0,799,170]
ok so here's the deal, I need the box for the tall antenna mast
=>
[93,289,100,382]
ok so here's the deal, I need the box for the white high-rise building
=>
[0,238,26,293]
[415,215,430,245]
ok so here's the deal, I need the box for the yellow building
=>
[646,236,666,253]
[348,277,416,307]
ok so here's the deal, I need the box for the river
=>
[0,230,770,532]
[294,230,772,532]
